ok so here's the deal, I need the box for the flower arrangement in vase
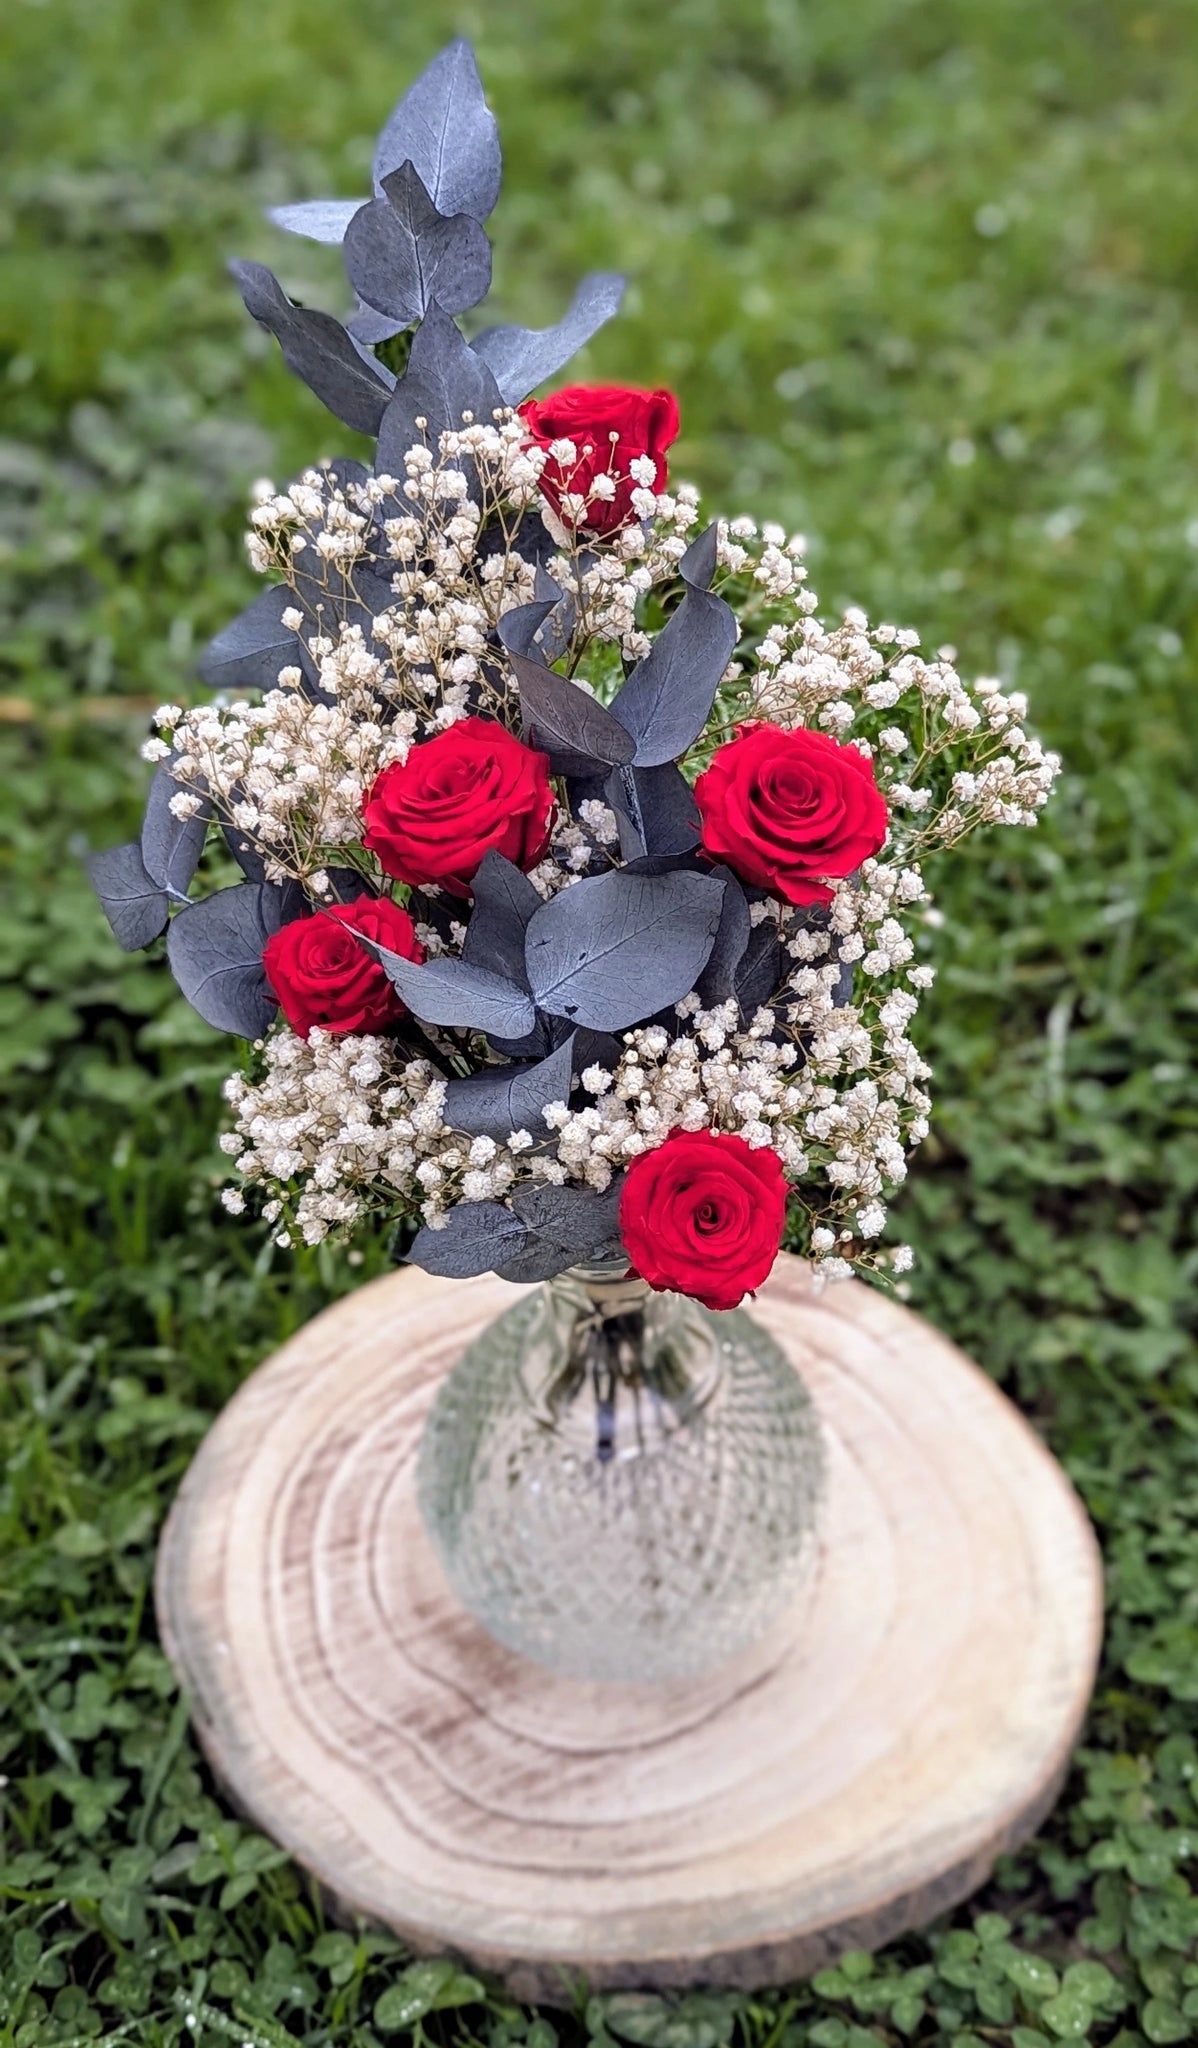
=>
[89,40,1059,1679]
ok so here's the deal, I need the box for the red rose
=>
[518,384,681,536]
[262,894,423,1040]
[619,1129,788,1312]
[362,718,555,897]
[695,723,889,907]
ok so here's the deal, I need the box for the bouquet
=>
[89,40,1059,1311]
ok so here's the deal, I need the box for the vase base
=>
[156,1256,1102,2000]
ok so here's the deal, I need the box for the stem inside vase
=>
[518,1261,724,1462]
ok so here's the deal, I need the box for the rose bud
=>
[618,1128,788,1312]
[362,718,555,897]
[262,894,424,1041]
[695,722,889,906]
[518,384,680,536]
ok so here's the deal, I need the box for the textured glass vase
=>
[416,1263,824,1682]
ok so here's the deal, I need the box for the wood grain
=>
[156,1256,1103,1999]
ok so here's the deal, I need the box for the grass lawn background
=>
[2,1,1197,2042]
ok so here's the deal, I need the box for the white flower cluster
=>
[185,427,1061,1285]
[550,1011,809,1182]
[221,1032,470,1246]
[148,429,723,885]
[151,672,414,881]
[151,436,544,881]
[740,599,1059,844]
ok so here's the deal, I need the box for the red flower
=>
[262,894,423,1040]
[695,723,889,907]
[619,1129,788,1312]
[518,384,680,536]
[362,718,555,897]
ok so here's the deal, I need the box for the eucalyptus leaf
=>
[356,938,537,1038]
[324,868,376,904]
[525,868,725,1030]
[85,843,169,953]
[344,162,492,338]
[494,593,560,660]
[336,562,403,647]
[641,764,702,854]
[165,882,294,1039]
[733,921,784,1019]
[487,1012,580,1060]
[229,259,394,435]
[345,298,402,347]
[443,1032,576,1141]
[198,582,318,694]
[288,463,387,610]
[606,761,701,860]
[609,527,738,766]
[535,613,574,667]
[485,1021,552,1060]
[375,301,504,481]
[503,643,635,774]
[619,853,701,876]
[695,872,752,1005]
[140,762,212,901]
[678,520,720,589]
[372,38,502,222]
[572,1024,623,1071]
[461,849,541,987]
[531,576,576,663]
[510,1177,624,1251]
[606,762,645,856]
[490,1236,583,1284]
[470,272,626,403]
[267,198,368,244]
[406,1201,527,1279]
[497,1179,625,1280]
[222,817,266,883]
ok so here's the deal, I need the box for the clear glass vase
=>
[416,1263,825,1682]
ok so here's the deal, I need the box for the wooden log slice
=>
[156,1256,1102,2000]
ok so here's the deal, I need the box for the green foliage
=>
[2,0,1197,2043]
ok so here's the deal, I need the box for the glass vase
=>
[416,1262,824,1682]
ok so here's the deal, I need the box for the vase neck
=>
[516,1262,724,1463]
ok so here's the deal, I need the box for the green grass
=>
[2,0,1198,2041]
